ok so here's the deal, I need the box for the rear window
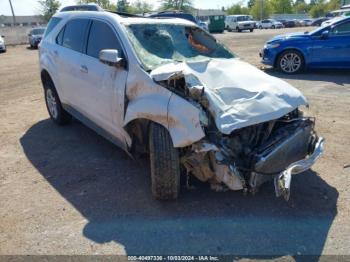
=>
[44,17,61,38]
[62,19,90,53]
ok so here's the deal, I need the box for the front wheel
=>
[44,81,71,125]
[250,29,254,32]
[277,50,304,74]
[149,123,180,200]
[272,25,275,29]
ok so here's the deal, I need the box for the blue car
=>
[260,16,350,73]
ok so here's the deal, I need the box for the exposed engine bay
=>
[152,59,324,200]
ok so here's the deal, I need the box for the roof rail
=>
[106,10,143,17]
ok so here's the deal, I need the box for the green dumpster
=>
[208,15,225,33]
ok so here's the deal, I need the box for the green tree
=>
[159,0,193,12]
[127,0,153,14]
[251,0,273,19]
[309,0,327,17]
[38,0,61,22]
[116,0,129,12]
[270,0,293,13]
[247,0,256,8]
[294,2,309,13]
[227,1,250,15]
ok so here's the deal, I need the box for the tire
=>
[277,50,304,74]
[149,123,180,200]
[250,29,254,32]
[272,25,275,29]
[43,80,71,125]
[259,26,262,29]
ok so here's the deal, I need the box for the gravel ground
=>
[0,27,349,257]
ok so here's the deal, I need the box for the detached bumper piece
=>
[274,136,324,200]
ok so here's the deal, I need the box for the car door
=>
[79,19,128,143]
[310,21,350,67]
[54,18,90,108]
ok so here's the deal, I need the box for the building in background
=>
[0,15,44,27]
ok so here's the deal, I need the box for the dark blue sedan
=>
[260,16,350,73]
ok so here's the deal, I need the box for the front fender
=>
[124,72,205,148]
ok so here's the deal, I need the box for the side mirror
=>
[99,49,123,67]
[321,30,329,39]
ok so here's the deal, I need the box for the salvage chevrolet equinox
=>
[39,10,324,200]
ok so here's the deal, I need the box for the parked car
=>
[259,19,284,29]
[321,16,345,27]
[225,15,255,32]
[28,27,46,48]
[0,35,6,53]
[148,11,197,24]
[303,19,314,26]
[260,16,350,73]
[39,11,324,200]
[278,19,296,28]
[198,20,209,31]
[311,17,329,26]
[295,19,305,27]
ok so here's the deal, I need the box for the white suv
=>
[39,10,323,200]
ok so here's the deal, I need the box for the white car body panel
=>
[39,11,206,149]
[151,58,308,134]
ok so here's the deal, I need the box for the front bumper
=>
[274,136,324,200]
[0,43,5,51]
[238,23,255,30]
[259,48,275,66]
[30,38,42,47]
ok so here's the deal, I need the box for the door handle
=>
[80,65,88,73]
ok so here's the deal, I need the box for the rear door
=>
[78,19,128,141]
[54,18,90,109]
[310,21,350,68]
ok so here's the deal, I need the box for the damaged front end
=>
[151,59,324,200]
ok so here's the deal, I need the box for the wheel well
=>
[40,70,53,88]
[125,118,151,155]
[274,48,305,68]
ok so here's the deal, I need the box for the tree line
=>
[38,0,343,23]
[227,0,343,19]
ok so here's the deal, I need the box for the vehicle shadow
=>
[264,67,350,86]
[20,119,338,258]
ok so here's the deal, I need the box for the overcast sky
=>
[0,0,249,16]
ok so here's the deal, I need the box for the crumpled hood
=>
[151,58,307,134]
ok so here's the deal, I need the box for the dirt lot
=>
[0,27,350,257]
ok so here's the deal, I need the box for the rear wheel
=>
[149,123,180,200]
[272,25,275,29]
[250,29,254,32]
[44,80,71,125]
[277,50,304,74]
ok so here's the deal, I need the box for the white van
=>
[225,15,255,32]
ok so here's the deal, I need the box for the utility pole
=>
[8,0,16,26]
[260,0,263,20]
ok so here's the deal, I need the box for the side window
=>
[43,17,61,38]
[332,22,350,35]
[62,19,90,52]
[86,20,122,59]
[56,26,65,45]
